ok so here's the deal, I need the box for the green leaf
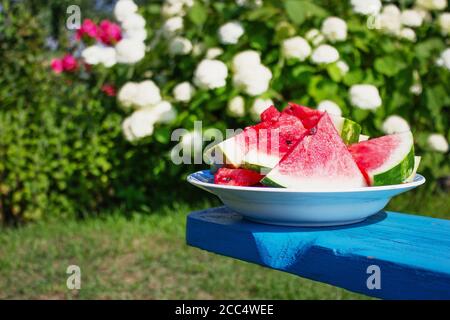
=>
[327,64,342,82]
[374,56,407,77]
[285,0,305,25]
[188,2,207,26]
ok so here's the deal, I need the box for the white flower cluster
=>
[439,13,450,36]
[81,0,147,67]
[232,50,273,96]
[415,0,447,11]
[349,84,382,110]
[351,0,382,16]
[162,0,194,17]
[305,29,325,47]
[428,133,449,153]
[317,100,342,116]
[381,115,410,134]
[311,44,340,64]
[227,96,246,117]
[321,17,347,42]
[118,80,176,141]
[218,21,245,45]
[375,1,448,42]
[437,48,450,70]
[282,36,311,61]
[173,81,196,102]
[194,59,228,89]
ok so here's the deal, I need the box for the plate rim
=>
[187,170,426,194]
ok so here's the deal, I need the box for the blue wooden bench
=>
[186,206,450,299]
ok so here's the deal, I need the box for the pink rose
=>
[76,19,99,41]
[98,20,122,45]
[62,54,78,72]
[50,58,64,74]
[101,84,117,97]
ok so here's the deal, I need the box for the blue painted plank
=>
[186,207,450,299]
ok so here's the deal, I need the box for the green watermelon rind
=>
[372,145,415,186]
[260,176,284,188]
[405,156,421,183]
[340,118,361,145]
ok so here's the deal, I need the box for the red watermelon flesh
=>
[262,113,367,188]
[242,112,307,171]
[283,103,322,129]
[214,168,264,186]
[260,105,281,123]
[347,132,414,186]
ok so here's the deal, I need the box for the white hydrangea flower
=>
[122,108,159,141]
[173,81,195,102]
[409,83,423,95]
[122,117,136,141]
[399,28,417,42]
[321,17,347,42]
[162,0,193,17]
[115,39,146,64]
[218,21,245,45]
[123,28,147,42]
[305,29,320,41]
[400,10,423,27]
[152,100,177,124]
[336,60,349,75]
[436,48,450,70]
[206,47,224,59]
[282,36,311,61]
[251,98,274,121]
[416,0,447,11]
[134,80,162,108]
[236,0,263,7]
[227,96,246,117]
[169,36,192,55]
[233,64,272,96]
[193,59,228,89]
[317,100,342,116]
[162,16,184,37]
[381,115,410,134]
[379,4,402,34]
[121,13,146,31]
[438,13,450,36]
[191,43,205,56]
[118,82,139,108]
[428,133,449,153]
[350,0,381,15]
[349,84,382,110]
[311,44,339,64]
[82,45,117,67]
[114,0,138,22]
[232,50,261,71]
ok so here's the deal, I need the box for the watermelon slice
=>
[242,113,307,172]
[348,131,415,186]
[214,168,264,186]
[260,105,281,123]
[405,156,421,183]
[262,113,367,189]
[284,103,361,145]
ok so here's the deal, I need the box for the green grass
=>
[0,190,448,299]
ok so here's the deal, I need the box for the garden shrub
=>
[0,0,449,224]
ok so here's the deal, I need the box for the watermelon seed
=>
[309,127,317,135]
[224,177,232,182]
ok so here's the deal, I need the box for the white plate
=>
[187,170,426,227]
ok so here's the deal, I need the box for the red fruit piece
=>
[260,105,281,123]
[283,103,322,129]
[214,168,265,186]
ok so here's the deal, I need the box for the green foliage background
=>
[0,0,448,223]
